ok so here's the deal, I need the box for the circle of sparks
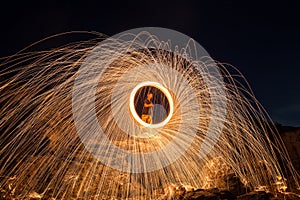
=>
[129,81,174,128]
[72,27,226,173]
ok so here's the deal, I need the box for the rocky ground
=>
[1,126,300,199]
[169,125,300,200]
[169,186,300,200]
[277,126,300,171]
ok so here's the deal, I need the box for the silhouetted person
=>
[142,92,154,124]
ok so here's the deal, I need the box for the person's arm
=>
[144,100,154,107]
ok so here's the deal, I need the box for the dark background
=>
[0,0,299,126]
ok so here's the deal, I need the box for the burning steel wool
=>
[0,28,299,199]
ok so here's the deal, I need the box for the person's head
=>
[147,92,153,100]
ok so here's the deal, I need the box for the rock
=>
[187,189,218,200]
[278,126,300,171]
[184,189,236,199]
[271,192,300,200]
[219,190,237,199]
[168,187,237,200]
[237,191,270,200]
[224,173,248,196]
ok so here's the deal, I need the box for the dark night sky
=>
[0,0,299,126]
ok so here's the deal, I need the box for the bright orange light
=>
[129,81,174,128]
